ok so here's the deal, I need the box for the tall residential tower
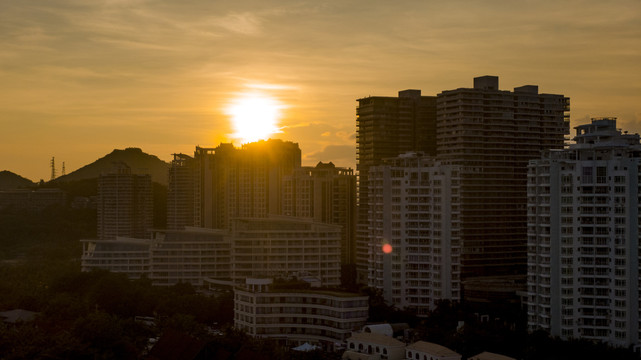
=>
[527,118,640,347]
[356,90,437,282]
[436,76,569,278]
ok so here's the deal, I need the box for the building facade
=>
[436,76,570,278]
[356,90,437,282]
[344,332,406,360]
[168,139,302,231]
[167,153,196,230]
[234,278,368,351]
[97,162,152,240]
[81,227,231,287]
[367,153,461,315]
[282,162,356,268]
[527,118,640,347]
[230,217,342,287]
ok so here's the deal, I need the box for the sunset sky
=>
[1,0,640,181]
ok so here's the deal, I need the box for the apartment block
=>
[527,118,640,347]
[356,90,437,282]
[168,139,302,231]
[282,162,356,266]
[97,162,152,240]
[368,153,461,315]
[437,76,570,278]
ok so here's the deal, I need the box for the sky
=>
[1,0,640,182]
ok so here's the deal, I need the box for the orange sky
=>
[1,0,640,181]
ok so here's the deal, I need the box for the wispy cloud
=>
[214,12,262,35]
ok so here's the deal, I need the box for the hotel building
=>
[234,278,368,351]
[230,216,342,287]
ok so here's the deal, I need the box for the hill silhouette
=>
[0,170,35,190]
[53,148,169,185]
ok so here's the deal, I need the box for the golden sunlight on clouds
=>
[225,91,285,144]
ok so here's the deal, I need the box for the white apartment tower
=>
[527,118,641,347]
[368,153,461,315]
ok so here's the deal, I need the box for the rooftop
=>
[348,332,405,347]
[406,341,460,357]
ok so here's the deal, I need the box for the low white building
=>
[81,227,230,287]
[234,278,368,351]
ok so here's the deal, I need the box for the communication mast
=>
[50,157,56,181]
[61,162,66,176]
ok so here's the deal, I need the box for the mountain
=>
[0,171,35,190]
[53,148,170,185]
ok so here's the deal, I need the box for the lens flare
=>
[382,243,393,254]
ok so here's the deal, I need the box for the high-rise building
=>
[168,139,302,230]
[357,76,569,309]
[367,153,461,315]
[97,162,152,240]
[436,76,570,278]
[527,118,640,347]
[356,90,437,282]
[282,162,356,267]
[167,153,195,230]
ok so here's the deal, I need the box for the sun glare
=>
[226,93,283,144]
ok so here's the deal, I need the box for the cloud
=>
[215,12,262,35]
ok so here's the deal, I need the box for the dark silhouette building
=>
[355,90,437,282]
[97,162,152,240]
[436,76,569,278]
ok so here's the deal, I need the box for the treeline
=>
[0,269,234,359]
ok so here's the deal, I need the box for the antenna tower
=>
[50,157,56,181]
[62,162,66,176]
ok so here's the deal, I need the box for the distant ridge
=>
[53,148,170,185]
[0,170,35,190]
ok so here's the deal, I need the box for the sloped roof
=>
[406,341,460,357]
[469,351,516,360]
[348,332,404,347]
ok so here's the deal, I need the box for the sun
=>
[225,92,283,144]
